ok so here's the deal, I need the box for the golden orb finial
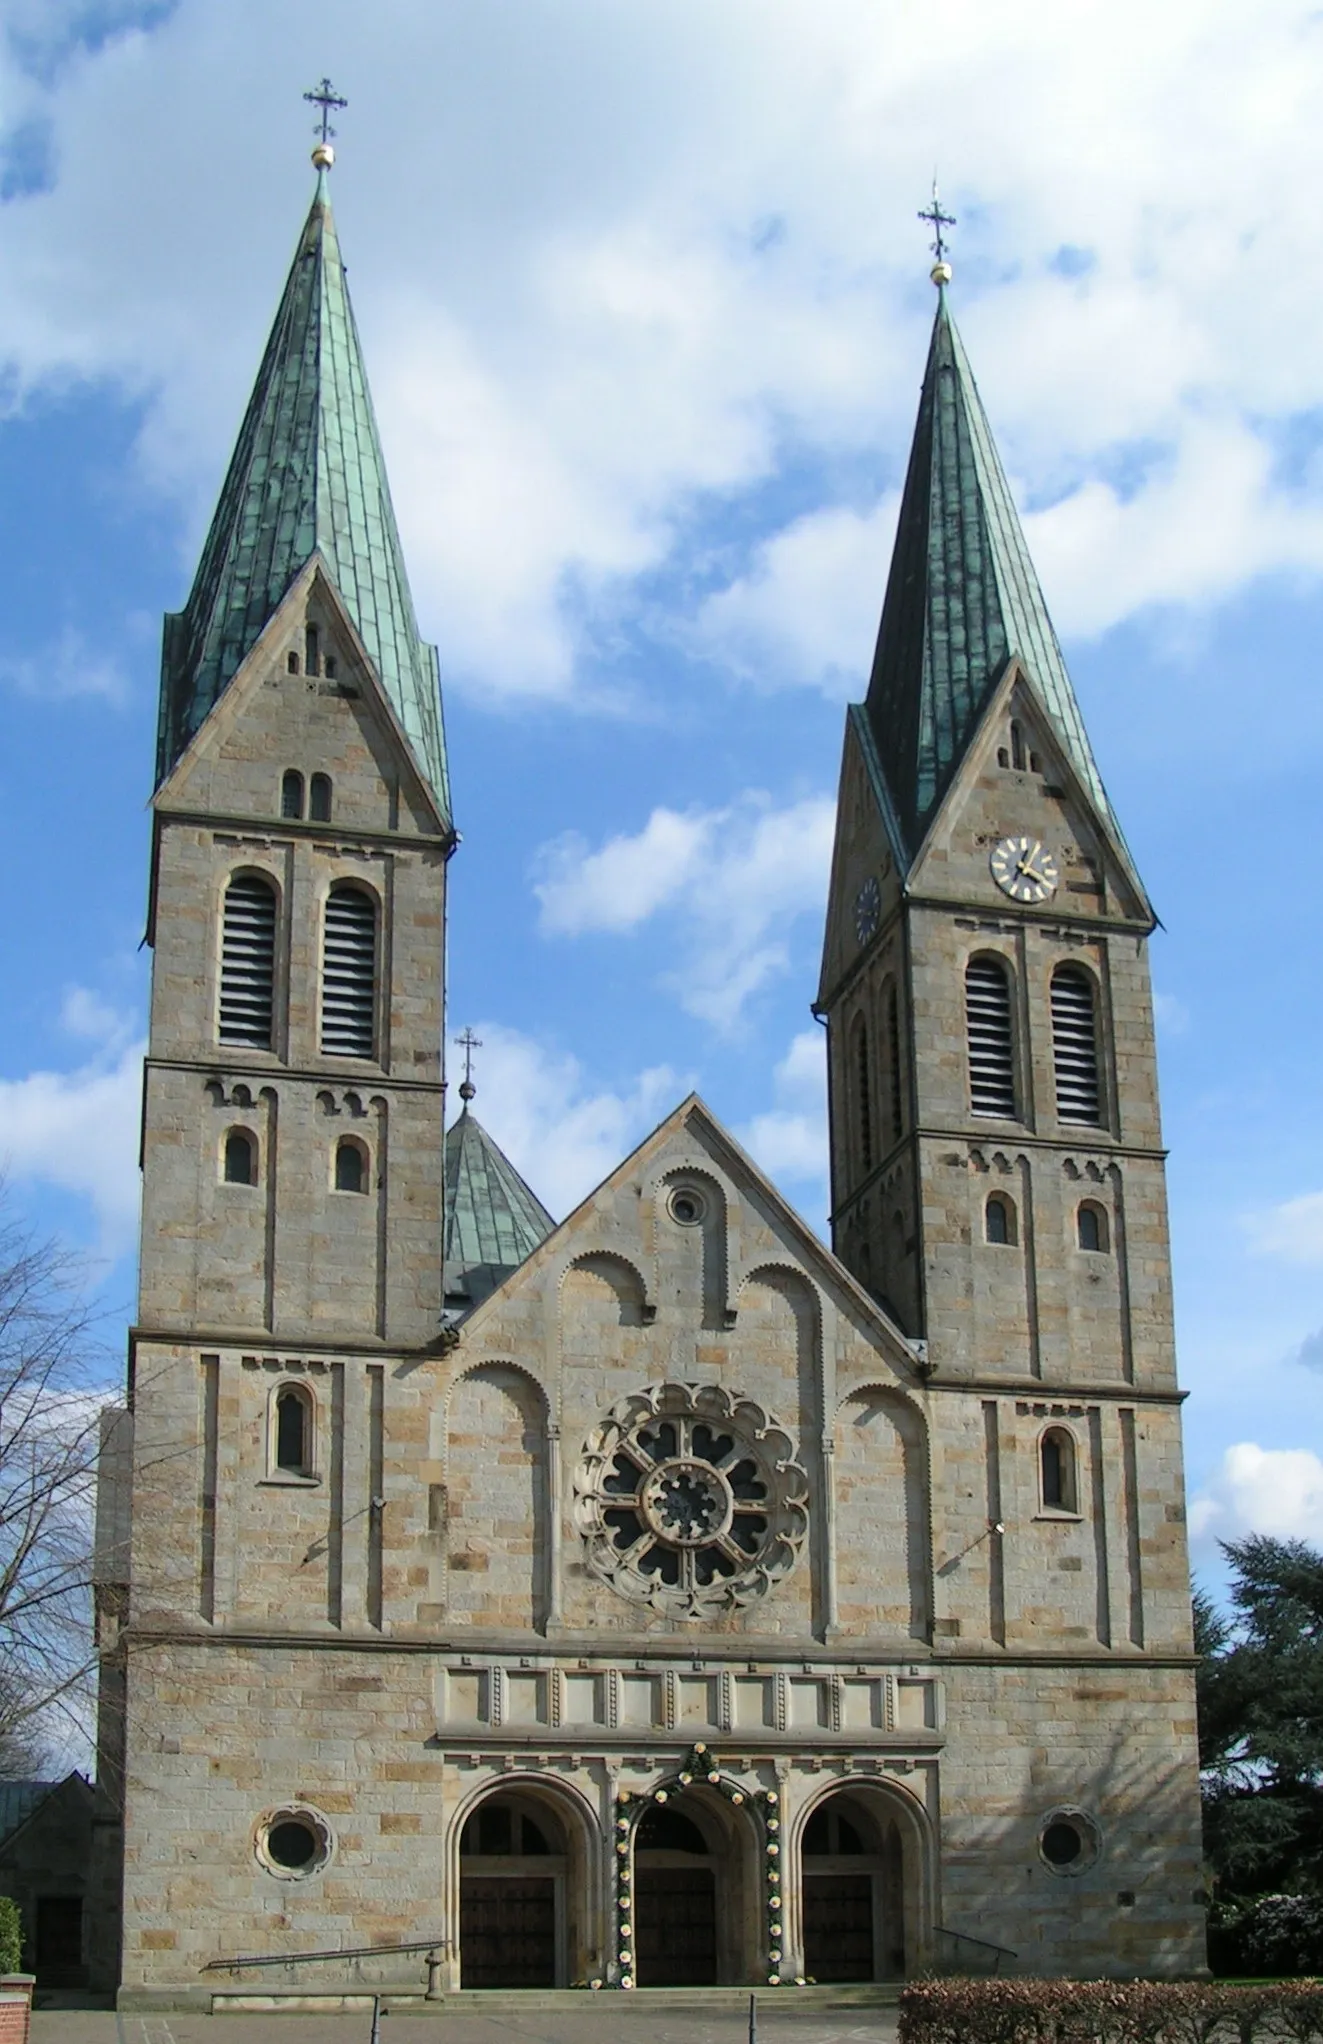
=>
[931,259,953,287]
[312,141,335,171]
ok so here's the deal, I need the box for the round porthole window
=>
[667,1186,706,1226]
[256,1805,332,1879]
[1038,1808,1099,1876]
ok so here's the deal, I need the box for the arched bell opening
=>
[455,1783,596,1989]
[630,1783,762,1986]
[791,1782,931,1982]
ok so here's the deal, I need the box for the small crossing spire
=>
[456,1028,482,1104]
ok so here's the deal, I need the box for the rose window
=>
[573,1382,809,1616]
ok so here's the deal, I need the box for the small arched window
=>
[323,655,337,681]
[985,1192,1016,1245]
[965,956,1016,1119]
[309,773,332,823]
[222,1129,257,1185]
[1052,965,1102,1125]
[287,650,300,675]
[853,1017,873,1173]
[1077,1201,1109,1253]
[219,872,277,1049]
[281,769,304,820]
[334,1138,367,1194]
[321,884,377,1059]
[1040,1427,1078,1513]
[274,1384,313,1476]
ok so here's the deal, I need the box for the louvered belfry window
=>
[321,884,377,1058]
[965,956,1016,1119]
[219,873,277,1049]
[1051,965,1102,1124]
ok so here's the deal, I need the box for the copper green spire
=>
[863,285,1119,866]
[156,159,450,822]
[444,1105,555,1312]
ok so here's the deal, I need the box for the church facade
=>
[93,151,1206,2009]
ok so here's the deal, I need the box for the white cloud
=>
[0,1026,143,1252]
[2,3,1323,698]
[533,792,836,1030]
[454,1023,682,1222]
[1190,1442,1323,1550]
[1245,1191,1323,1267]
[737,1029,829,1194]
[0,626,128,705]
[695,498,898,694]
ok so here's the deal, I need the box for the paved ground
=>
[33,2008,900,2044]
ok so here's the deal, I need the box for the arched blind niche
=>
[321,884,378,1059]
[1051,966,1102,1125]
[965,957,1016,1119]
[219,874,277,1049]
[852,1017,873,1173]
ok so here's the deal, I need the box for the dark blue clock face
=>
[854,875,881,942]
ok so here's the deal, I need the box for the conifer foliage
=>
[1198,1536,1323,1972]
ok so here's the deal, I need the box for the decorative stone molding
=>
[573,1381,809,1618]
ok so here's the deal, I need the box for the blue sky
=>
[2,0,1323,1587]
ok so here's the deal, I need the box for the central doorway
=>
[634,1801,718,1985]
[459,1793,564,1987]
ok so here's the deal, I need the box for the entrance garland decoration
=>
[611,1744,786,1988]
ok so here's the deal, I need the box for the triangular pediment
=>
[153,557,448,841]
[905,657,1152,924]
[458,1092,922,1385]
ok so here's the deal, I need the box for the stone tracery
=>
[573,1381,809,1616]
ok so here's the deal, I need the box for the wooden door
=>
[635,1867,717,1985]
[460,1876,556,1987]
[803,1873,874,1982]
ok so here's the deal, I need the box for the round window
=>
[257,1805,332,1879]
[667,1186,706,1226]
[1038,1808,1099,1876]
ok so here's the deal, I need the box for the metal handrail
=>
[933,1924,1018,1974]
[204,1937,443,1973]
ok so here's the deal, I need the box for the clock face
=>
[854,875,881,944]
[990,835,1060,904]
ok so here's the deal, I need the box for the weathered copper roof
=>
[864,290,1119,865]
[443,1109,555,1310]
[156,170,449,821]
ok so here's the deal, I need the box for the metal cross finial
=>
[304,76,348,146]
[456,1028,482,1104]
[918,178,956,271]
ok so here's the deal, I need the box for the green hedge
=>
[0,1897,21,1976]
[898,1977,1323,2044]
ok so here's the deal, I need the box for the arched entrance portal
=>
[632,1787,760,1985]
[459,1792,565,1988]
[800,1793,907,1981]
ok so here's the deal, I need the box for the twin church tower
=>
[94,139,1204,2006]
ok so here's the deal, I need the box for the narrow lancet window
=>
[887,982,903,1145]
[985,1192,1014,1245]
[219,873,277,1050]
[275,1385,312,1475]
[335,1138,367,1193]
[281,769,304,820]
[223,1129,257,1185]
[1041,1428,1078,1513]
[305,624,320,677]
[309,773,332,822]
[965,957,1016,1119]
[1052,966,1102,1125]
[853,1018,873,1173]
[321,884,377,1059]
[1077,1202,1108,1253]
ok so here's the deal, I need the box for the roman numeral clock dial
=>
[990,834,1060,904]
